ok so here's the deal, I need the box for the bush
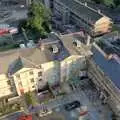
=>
[18,1,52,41]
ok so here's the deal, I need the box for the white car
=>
[39,109,52,117]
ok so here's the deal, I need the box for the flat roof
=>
[58,0,103,24]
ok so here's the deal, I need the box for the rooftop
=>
[0,33,89,74]
[59,35,79,56]
[92,43,120,90]
[0,34,70,74]
[60,34,92,57]
[0,48,50,74]
[58,0,103,24]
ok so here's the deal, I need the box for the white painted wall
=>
[0,74,13,97]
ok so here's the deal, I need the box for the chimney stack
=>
[84,2,87,6]
[98,9,101,14]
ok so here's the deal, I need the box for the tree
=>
[27,2,51,38]
[114,0,120,7]
[92,0,102,4]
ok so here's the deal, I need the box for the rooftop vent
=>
[84,2,87,6]
[73,39,81,47]
[51,45,59,53]
[19,44,26,48]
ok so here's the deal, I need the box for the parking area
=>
[42,78,113,120]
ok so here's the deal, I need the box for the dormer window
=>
[72,39,81,47]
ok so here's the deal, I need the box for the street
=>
[36,81,113,120]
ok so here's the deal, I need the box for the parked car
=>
[80,76,89,80]
[64,101,81,111]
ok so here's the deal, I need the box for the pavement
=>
[42,81,113,120]
[0,80,113,120]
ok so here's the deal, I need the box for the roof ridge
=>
[93,43,107,57]
[74,0,104,16]
[21,56,40,69]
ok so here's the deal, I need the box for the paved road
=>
[27,80,112,120]
[44,83,112,120]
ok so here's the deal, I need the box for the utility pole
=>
[22,27,29,46]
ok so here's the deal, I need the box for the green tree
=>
[92,0,102,4]
[27,2,51,37]
[114,0,120,7]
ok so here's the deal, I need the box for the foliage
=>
[24,92,38,106]
[20,2,51,39]
[0,44,19,52]
[92,0,115,6]
[92,0,103,4]
[114,0,120,7]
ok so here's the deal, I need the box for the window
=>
[38,72,42,77]
[18,82,22,87]
[39,65,42,69]
[7,81,11,85]
[16,74,20,79]
[39,79,42,81]
[29,71,33,75]
[30,78,34,83]
[9,87,13,92]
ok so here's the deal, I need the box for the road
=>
[44,82,112,120]
[0,84,112,120]
[31,81,112,120]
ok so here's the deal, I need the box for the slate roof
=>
[0,35,71,74]
[59,35,79,55]
[0,48,50,74]
[92,44,120,90]
[59,0,103,24]
[40,35,70,61]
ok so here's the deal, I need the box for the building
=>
[0,48,49,97]
[59,35,87,83]
[0,33,86,99]
[52,0,112,37]
[39,33,87,83]
[26,0,31,6]
[87,32,120,116]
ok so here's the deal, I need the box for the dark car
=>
[64,101,81,111]
[80,76,88,80]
